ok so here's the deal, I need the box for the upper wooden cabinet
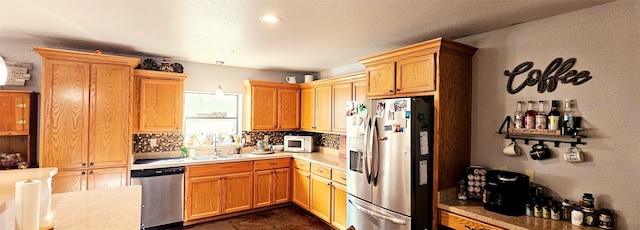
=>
[299,72,365,134]
[35,47,139,170]
[359,37,476,99]
[133,69,187,133]
[243,80,300,131]
[0,91,38,167]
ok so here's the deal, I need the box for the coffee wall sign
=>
[503,57,592,94]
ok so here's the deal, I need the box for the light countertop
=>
[131,151,347,172]
[0,167,58,213]
[438,198,601,230]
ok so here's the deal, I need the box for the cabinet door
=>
[273,168,291,204]
[353,80,367,103]
[52,170,87,194]
[89,64,131,167]
[332,82,352,133]
[250,86,278,130]
[366,62,396,97]
[315,85,332,132]
[87,166,128,190]
[278,88,300,130]
[223,172,253,214]
[40,60,90,169]
[138,78,183,132]
[300,88,316,130]
[253,170,273,208]
[292,168,310,210]
[0,92,28,134]
[396,54,436,94]
[331,182,347,230]
[185,175,223,220]
[310,174,332,222]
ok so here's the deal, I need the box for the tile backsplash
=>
[241,131,343,150]
[133,133,184,153]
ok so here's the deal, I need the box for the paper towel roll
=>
[15,179,41,230]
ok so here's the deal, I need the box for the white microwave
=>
[284,136,314,152]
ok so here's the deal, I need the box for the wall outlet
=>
[263,135,269,142]
[149,138,157,147]
[244,134,251,143]
[499,166,509,171]
[524,169,535,183]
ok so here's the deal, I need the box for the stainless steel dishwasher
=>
[131,166,184,229]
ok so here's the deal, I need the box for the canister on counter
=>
[599,209,614,229]
[561,199,573,221]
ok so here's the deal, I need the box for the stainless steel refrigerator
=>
[346,97,433,230]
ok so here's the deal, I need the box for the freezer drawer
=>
[347,194,411,230]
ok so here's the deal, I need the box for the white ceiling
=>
[0,0,614,73]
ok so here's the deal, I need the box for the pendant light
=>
[0,56,7,85]
[215,61,224,96]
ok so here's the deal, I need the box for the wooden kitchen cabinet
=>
[243,80,300,131]
[133,69,187,133]
[352,79,367,102]
[254,158,291,208]
[292,159,311,210]
[185,161,254,221]
[0,90,38,167]
[331,170,347,230]
[309,164,332,223]
[35,47,138,193]
[51,167,128,193]
[331,82,353,133]
[300,72,365,134]
[365,62,396,97]
[439,210,506,230]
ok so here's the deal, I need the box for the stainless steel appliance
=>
[482,170,529,216]
[346,97,434,230]
[131,165,185,229]
[284,135,314,152]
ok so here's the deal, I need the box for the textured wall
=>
[456,1,639,229]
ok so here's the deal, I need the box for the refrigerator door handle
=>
[371,117,380,186]
[365,115,373,184]
[348,199,407,225]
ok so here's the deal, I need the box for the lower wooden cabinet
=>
[438,209,506,230]
[185,162,253,221]
[292,168,311,210]
[51,167,128,194]
[331,171,347,229]
[310,173,332,223]
[254,158,291,208]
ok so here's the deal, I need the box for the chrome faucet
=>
[212,133,219,157]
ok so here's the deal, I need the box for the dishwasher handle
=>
[131,166,185,177]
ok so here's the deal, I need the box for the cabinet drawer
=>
[292,159,310,172]
[439,210,505,230]
[254,158,291,170]
[188,161,253,177]
[331,170,347,185]
[311,164,331,179]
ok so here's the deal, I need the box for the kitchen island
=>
[0,168,141,230]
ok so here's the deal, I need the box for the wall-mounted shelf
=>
[497,116,587,147]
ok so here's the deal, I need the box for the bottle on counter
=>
[581,193,595,208]
[514,101,525,129]
[562,99,574,135]
[583,205,597,226]
[534,199,543,218]
[548,100,561,130]
[562,199,573,221]
[572,206,584,226]
[599,209,614,229]
[525,198,534,216]
[535,100,547,130]
[551,201,561,221]
[525,101,537,129]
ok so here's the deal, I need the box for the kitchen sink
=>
[190,156,218,161]
[216,154,252,159]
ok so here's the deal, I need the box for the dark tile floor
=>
[173,205,333,230]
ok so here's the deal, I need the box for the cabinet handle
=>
[89,162,94,166]
[396,88,400,92]
[389,89,394,93]
[269,163,277,165]
[464,226,474,230]
[81,171,86,175]
[16,104,27,108]
[16,120,26,125]
[89,171,94,175]
[306,175,310,178]
[317,169,324,173]
[82,162,87,167]
[328,181,332,186]
[340,176,346,180]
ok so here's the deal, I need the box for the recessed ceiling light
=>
[260,15,281,23]
[219,49,235,54]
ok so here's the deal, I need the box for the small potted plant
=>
[232,135,243,154]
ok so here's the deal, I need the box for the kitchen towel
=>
[15,179,41,230]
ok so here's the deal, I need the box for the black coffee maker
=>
[483,170,529,216]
